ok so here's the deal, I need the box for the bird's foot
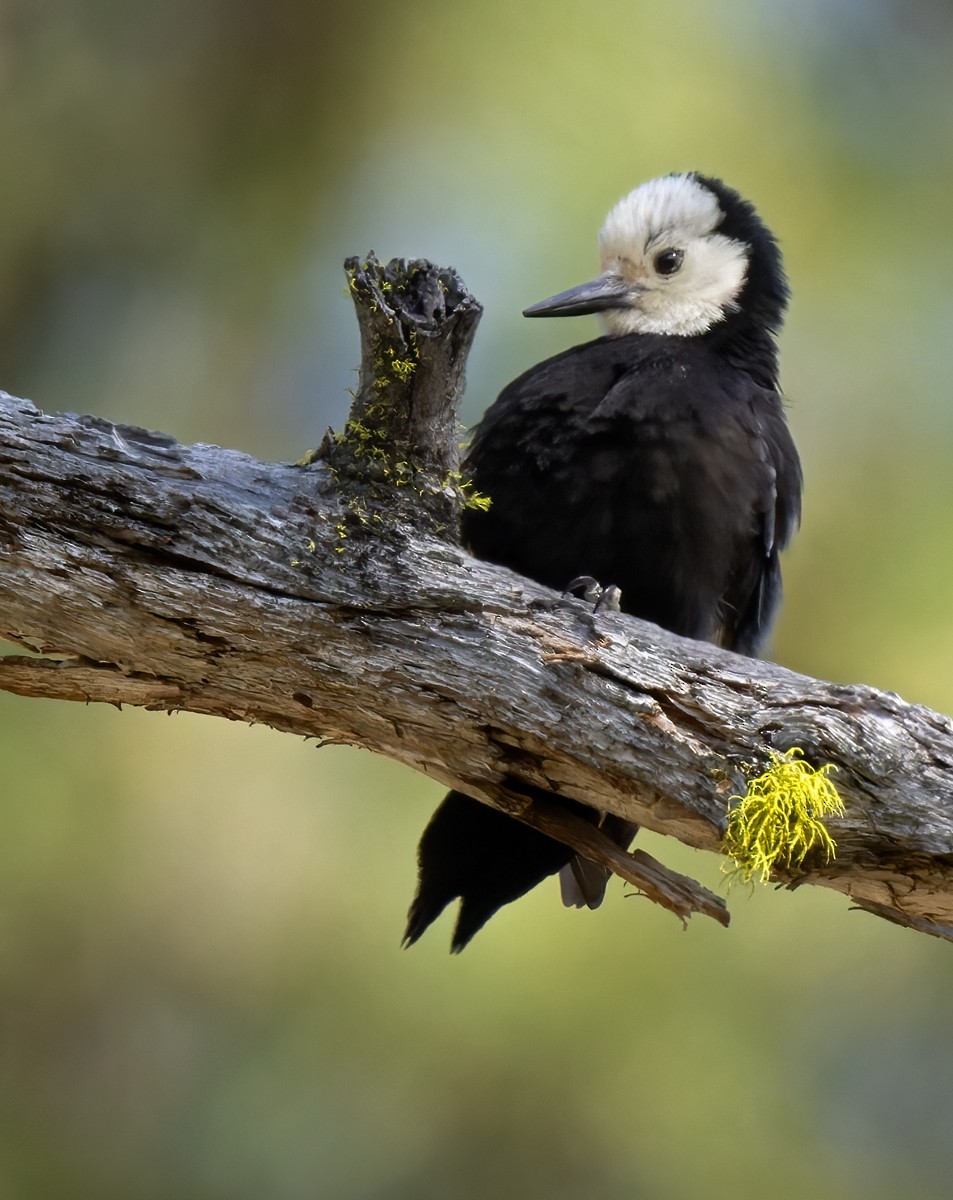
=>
[563,575,622,613]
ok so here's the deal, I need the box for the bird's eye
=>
[654,248,684,276]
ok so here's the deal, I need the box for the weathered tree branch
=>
[1,255,952,943]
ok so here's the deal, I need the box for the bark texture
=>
[1,255,952,943]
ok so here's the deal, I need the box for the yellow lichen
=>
[388,355,416,382]
[370,334,419,393]
[290,537,319,567]
[442,471,492,512]
[722,748,844,884]
[461,485,491,512]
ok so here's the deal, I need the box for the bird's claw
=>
[564,576,623,613]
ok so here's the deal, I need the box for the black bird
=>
[404,172,802,951]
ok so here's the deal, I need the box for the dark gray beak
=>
[523,274,634,318]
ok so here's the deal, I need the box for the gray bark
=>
[1,255,952,942]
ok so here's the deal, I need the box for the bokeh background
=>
[2,2,953,1197]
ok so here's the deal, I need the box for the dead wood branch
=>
[1,255,952,941]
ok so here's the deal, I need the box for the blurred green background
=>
[2,1,953,1197]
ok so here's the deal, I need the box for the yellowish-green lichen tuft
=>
[372,339,419,393]
[441,471,492,512]
[722,747,844,885]
[386,349,416,382]
[461,484,491,512]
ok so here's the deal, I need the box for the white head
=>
[525,173,753,338]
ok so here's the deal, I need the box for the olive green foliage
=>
[3,2,953,1198]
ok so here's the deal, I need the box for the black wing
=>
[716,389,801,654]
[464,333,802,653]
